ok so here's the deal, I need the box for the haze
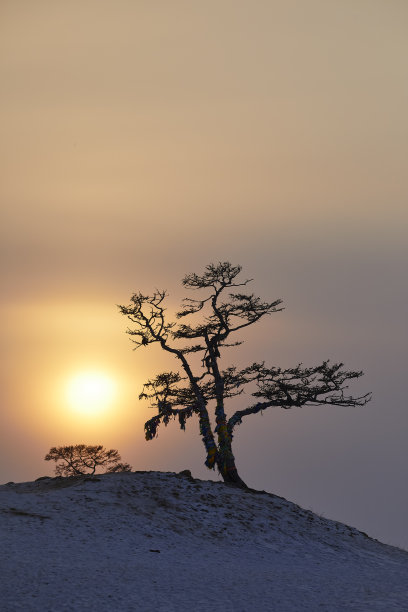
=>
[1,1,407,549]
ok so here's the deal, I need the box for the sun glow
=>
[66,371,117,416]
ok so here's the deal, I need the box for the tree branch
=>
[227,361,371,437]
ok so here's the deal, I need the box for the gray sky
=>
[1,1,407,548]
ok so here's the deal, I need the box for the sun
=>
[66,371,117,416]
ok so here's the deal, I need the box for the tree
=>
[119,262,370,488]
[45,445,132,477]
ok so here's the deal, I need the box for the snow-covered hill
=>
[1,471,407,611]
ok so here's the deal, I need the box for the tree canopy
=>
[45,445,132,477]
[119,262,370,487]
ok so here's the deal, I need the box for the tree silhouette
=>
[119,262,370,488]
[45,445,132,477]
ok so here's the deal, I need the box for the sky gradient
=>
[1,1,407,548]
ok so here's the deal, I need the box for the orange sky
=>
[1,1,407,548]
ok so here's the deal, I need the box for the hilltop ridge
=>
[1,471,407,611]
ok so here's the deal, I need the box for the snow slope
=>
[1,471,407,611]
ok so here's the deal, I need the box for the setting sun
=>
[66,372,117,416]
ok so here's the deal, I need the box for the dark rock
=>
[178,470,192,478]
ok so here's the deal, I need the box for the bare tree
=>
[119,262,370,488]
[45,445,132,477]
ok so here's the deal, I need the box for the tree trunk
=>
[217,446,247,488]
[198,410,218,469]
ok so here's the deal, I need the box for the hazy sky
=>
[1,1,407,548]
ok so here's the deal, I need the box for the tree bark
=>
[216,443,247,488]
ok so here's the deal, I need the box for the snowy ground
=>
[1,471,407,611]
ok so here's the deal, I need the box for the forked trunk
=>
[200,411,247,487]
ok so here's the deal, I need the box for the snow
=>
[1,471,407,611]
